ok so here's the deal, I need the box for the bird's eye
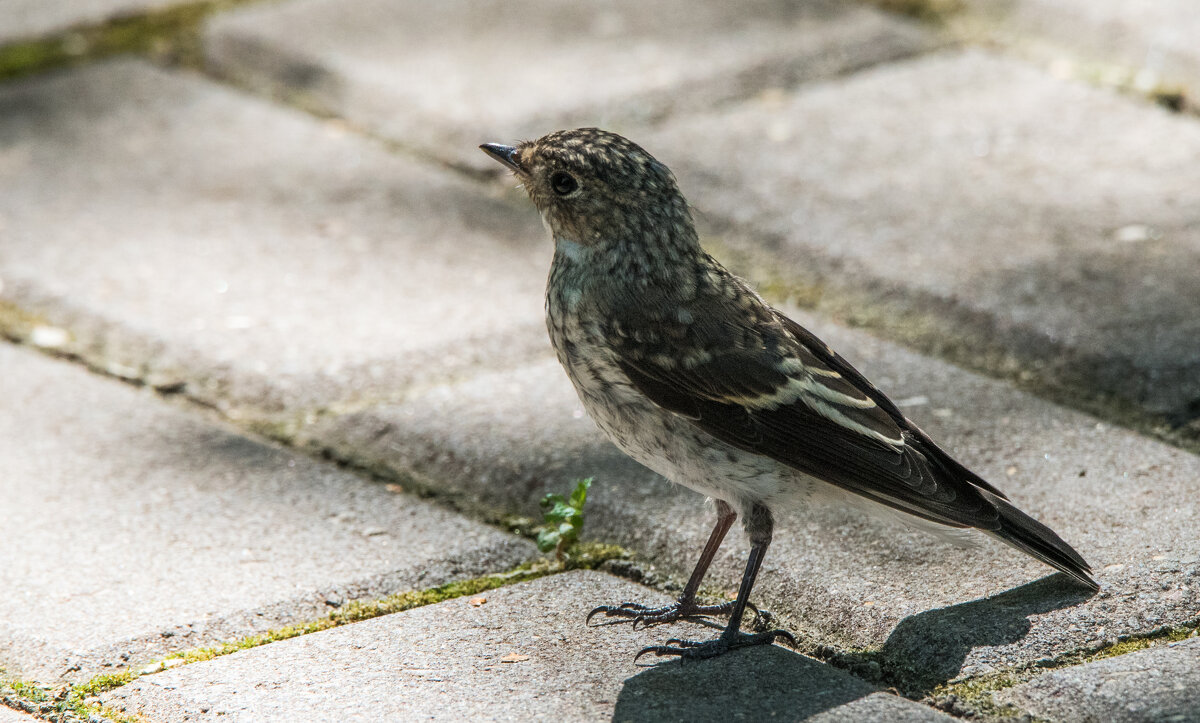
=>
[550,171,579,196]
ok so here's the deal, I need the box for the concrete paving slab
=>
[203,0,936,169]
[0,59,549,420]
[103,570,954,722]
[0,343,532,684]
[0,706,39,723]
[640,49,1200,420]
[995,636,1200,723]
[964,0,1200,97]
[0,0,177,45]
[301,309,1200,691]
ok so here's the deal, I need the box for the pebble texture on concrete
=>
[0,706,39,723]
[643,49,1200,420]
[0,59,548,419]
[303,309,1200,690]
[0,343,532,684]
[995,637,1200,723]
[103,571,955,722]
[203,0,936,168]
[0,0,176,44]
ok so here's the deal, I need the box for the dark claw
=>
[634,645,681,664]
[775,628,798,649]
[588,602,652,626]
[586,604,620,625]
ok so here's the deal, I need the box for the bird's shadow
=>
[611,574,1095,720]
[612,644,876,722]
[879,574,1096,695]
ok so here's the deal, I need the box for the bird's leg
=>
[636,504,796,661]
[587,501,752,628]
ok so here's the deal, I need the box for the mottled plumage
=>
[481,128,1097,660]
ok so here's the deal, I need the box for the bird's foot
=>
[634,628,796,663]
[586,599,759,629]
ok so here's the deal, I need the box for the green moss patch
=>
[0,0,263,83]
[5,546,629,721]
[0,299,49,343]
[154,547,626,669]
[927,620,1200,721]
[3,673,143,722]
[864,0,964,22]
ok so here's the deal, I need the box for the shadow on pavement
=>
[612,644,874,721]
[880,574,1097,694]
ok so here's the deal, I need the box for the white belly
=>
[560,338,819,515]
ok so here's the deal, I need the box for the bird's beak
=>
[479,143,522,172]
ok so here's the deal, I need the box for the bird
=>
[479,128,1098,661]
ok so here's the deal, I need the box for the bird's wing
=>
[607,284,1004,530]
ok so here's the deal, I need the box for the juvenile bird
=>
[480,128,1097,661]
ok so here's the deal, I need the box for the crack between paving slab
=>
[4,5,1197,716]
[861,0,1193,114]
[5,315,1195,722]
[862,0,966,24]
[196,0,951,192]
[5,317,1194,720]
[777,616,1200,722]
[0,327,1123,723]
[932,7,1192,115]
[0,0,275,84]
[911,617,1200,722]
[1,677,140,723]
[1,548,629,723]
[699,233,1200,456]
[2,0,1192,448]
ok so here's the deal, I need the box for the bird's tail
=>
[982,491,1098,591]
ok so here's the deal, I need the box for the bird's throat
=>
[553,236,588,264]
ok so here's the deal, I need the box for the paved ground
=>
[2,1,1198,721]
[0,1,177,45]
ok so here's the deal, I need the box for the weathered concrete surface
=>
[995,636,1200,723]
[203,0,936,169]
[963,0,1200,97]
[0,706,39,723]
[0,343,532,684]
[640,49,1200,421]
[0,59,548,420]
[302,308,1200,691]
[0,0,177,45]
[103,571,954,721]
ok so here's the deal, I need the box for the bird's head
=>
[480,128,696,256]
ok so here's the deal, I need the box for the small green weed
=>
[536,478,593,562]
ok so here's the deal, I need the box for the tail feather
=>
[983,492,1098,591]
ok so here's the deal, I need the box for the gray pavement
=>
[963,0,1200,99]
[0,0,177,45]
[0,343,532,684]
[305,309,1200,689]
[196,0,1200,425]
[0,59,548,421]
[995,636,1200,722]
[642,49,1200,421]
[2,0,1199,721]
[102,571,955,722]
[204,0,936,170]
[0,707,39,723]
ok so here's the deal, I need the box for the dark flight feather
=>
[610,271,1097,590]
